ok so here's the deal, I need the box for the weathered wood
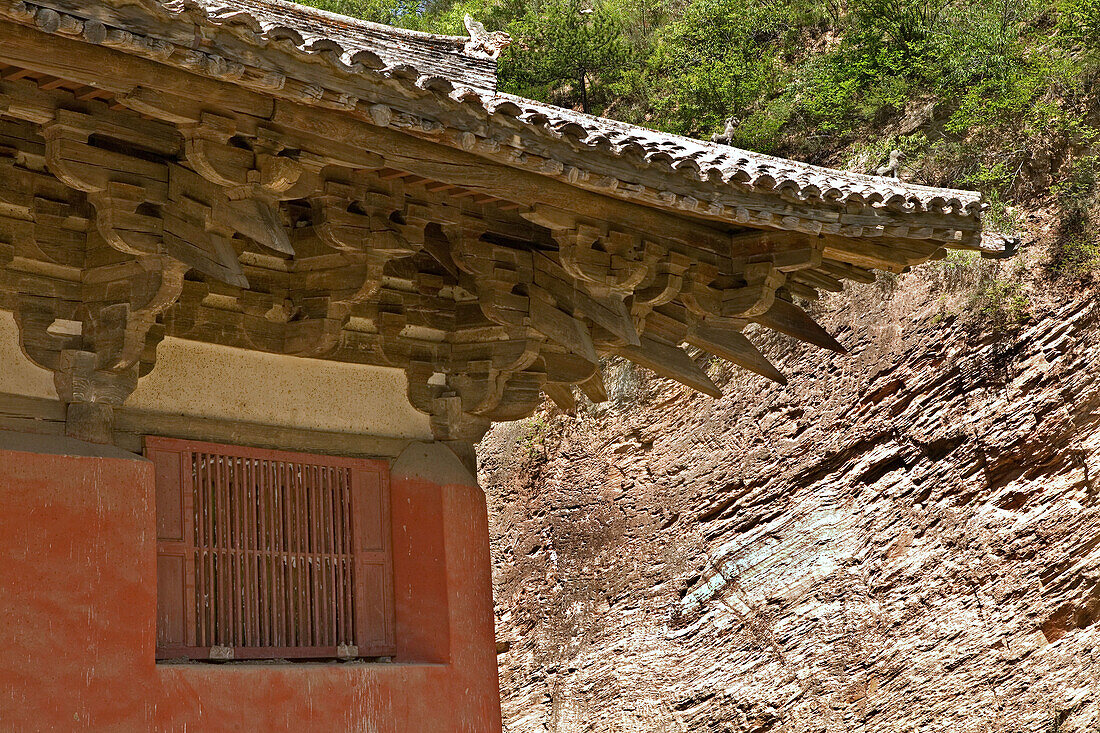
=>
[0,391,66,422]
[533,252,640,346]
[542,382,576,413]
[0,19,275,117]
[753,298,846,353]
[539,351,597,384]
[819,258,877,284]
[614,336,722,398]
[0,23,749,259]
[791,267,844,294]
[686,324,786,385]
[528,293,599,365]
[577,370,608,403]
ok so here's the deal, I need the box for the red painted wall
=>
[0,435,502,732]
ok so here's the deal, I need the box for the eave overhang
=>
[0,0,1017,445]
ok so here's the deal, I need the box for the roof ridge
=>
[206,0,471,45]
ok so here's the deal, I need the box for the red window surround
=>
[146,438,395,661]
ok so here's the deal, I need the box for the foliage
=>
[641,0,814,138]
[970,272,1031,330]
[1060,0,1100,52]
[1047,156,1100,280]
[294,0,1082,160]
[500,0,632,113]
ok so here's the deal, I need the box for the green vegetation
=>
[297,0,1100,300]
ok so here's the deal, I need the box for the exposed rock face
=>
[480,262,1100,732]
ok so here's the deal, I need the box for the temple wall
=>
[128,337,431,439]
[0,309,432,441]
[0,435,501,732]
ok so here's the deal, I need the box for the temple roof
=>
[190,0,499,89]
[23,0,1007,248]
[0,0,1017,444]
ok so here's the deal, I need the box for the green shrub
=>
[970,274,1031,329]
[1061,0,1100,50]
[1049,207,1100,280]
[501,0,632,114]
[1052,155,1100,210]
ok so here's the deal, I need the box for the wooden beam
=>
[578,370,608,403]
[0,19,274,117]
[686,324,786,385]
[542,383,576,413]
[114,407,412,459]
[533,252,640,346]
[753,298,846,353]
[614,335,722,398]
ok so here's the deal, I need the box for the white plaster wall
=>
[129,337,432,439]
[0,310,432,440]
[0,310,57,400]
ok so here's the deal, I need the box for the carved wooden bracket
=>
[15,254,187,443]
[43,110,168,255]
[378,279,546,442]
[522,205,661,299]
[634,250,692,309]
[682,261,786,319]
[40,109,248,288]
[284,178,424,357]
[54,348,138,444]
[182,113,314,258]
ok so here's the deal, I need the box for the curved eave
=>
[6,0,1014,259]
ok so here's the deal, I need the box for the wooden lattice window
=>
[147,438,394,661]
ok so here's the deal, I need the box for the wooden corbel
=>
[54,348,138,445]
[681,261,786,319]
[164,164,248,288]
[448,221,529,325]
[42,111,169,257]
[181,114,306,256]
[313,179,423,262]
[635,250,692,309]
[680,263,723,318]
[379,322,499,443]
[523,205,656,298]
[445,222,602,368]
[80,254,189,374]
[284,180,423,357]
[40,110,246,287]
[721,262,786,318]
[13,254,187,443]
[446,335,542,419]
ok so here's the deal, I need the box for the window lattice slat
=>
[150,438,393,661]
[192,454,357,651]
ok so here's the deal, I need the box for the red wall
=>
[0,434,502,732]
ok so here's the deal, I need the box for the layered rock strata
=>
[482,265,1100,732]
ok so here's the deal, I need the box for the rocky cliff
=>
[480,240,1100,732]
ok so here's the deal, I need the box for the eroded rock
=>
[482,264,1100,732]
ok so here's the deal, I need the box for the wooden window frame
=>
[147,437,395,661]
